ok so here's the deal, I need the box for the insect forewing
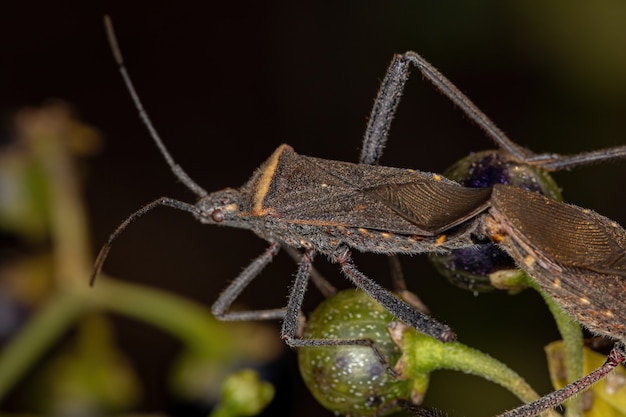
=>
[366,181,493,234]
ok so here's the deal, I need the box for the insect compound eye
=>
[211,209,224,223]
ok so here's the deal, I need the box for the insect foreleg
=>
[210,242,285,321]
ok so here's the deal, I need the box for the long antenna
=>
[103,15,208,198]
[92,17,211,286]
[90,197,204,286]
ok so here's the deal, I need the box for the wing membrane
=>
[366,181,492,234]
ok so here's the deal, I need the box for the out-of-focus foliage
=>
[208,370,274,417]
[0,103,279,416]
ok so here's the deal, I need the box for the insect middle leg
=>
[210,243,396,374]
[333,248,455,343]
[280,246,456,378]
[281,249,402,376]
[388,256,430,313]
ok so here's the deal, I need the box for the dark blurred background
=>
[3,2,626,416]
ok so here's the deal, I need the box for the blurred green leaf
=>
[0,147,51,242]
[23,314,140,414]
[209,369,274,417]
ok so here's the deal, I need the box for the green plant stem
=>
[0,292,83,398]
[33,127,93,289]
[0,276,244,401]
[92,278,235,357]
[400,330,561,417]
[525,278,583,417]
[493,271,584,417]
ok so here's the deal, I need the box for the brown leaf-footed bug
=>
[94,16,626,416]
